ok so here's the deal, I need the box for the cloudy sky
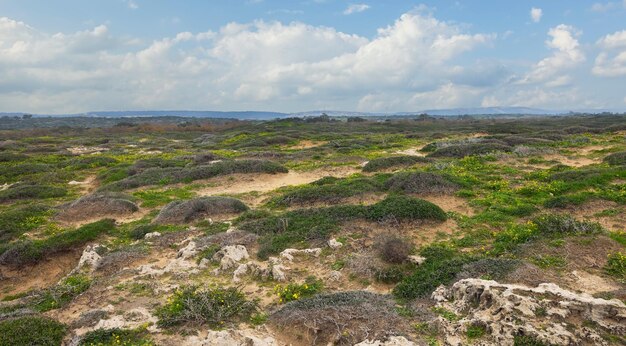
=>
[1,0,626,114]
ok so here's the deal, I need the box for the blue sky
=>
[0,0,625,113]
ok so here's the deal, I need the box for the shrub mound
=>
[384,171,459,194]
[0,219,115,266]
[270,291,410,345]
[267,176,383,207]
[428,143,512,158]
[156,286,257,328]
[57,192,138,222]
[0,205,50,242]
[102,160,288,191]
[0,316,66,346]
[604,151,626,166]
[379,236,412,264]
[362,156,430,172]
[367,195,447,221]
[0,184,66,202]
[154,197,248,224]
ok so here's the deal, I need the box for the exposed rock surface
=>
[213,245,250,270]
[432,278,626,346]
[355,336,417,346]
[280,248,322,262]
[69,244,105,275]
[184,329,277,346]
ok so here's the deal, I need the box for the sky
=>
[0,1,625,114]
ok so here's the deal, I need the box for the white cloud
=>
[344,4,370,15]
[126,0,138,10]
[519,24,584,85]
[530,7,543,23]
[591,2,617,12]
[593,30,626,76]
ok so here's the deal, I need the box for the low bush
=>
[0,152,28,162]
[270,291,411,345]
[102,160,288,191]
[0,219,115,266]
[0,205,50,242]
[31,274,91,312]
[79,327,154,346]
[362,156,430,172]
[274,277,323,303]
[70,156,118,169]
[604,151,626,166]
[532,214,604,237]
[367,195,447,221]
[156,286,258,328]
[384,171,459,194]
[0,316,66,346]
[266,176,383,208]
[154,197,248,224]
[605,252,626,282]
[456,258,520,281]
[192,152,222,164]
[57,193,138,222]
[513,335,550,346]
[428,143,512,158]
[379,237,412,264]
[0,184,67,202]
[394,244,473,300]
[0,163,51,180]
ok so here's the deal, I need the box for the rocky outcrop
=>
[355,336,416,346]
[184,329,277,346]
[280,248,322,262]
[432,278,626,346]
[69,244,105,275]
[213,245,250,270]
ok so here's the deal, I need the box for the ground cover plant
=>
[0,114,625,345]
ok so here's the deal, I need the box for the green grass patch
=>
[0,316,66,346]
[133,187,195,208]
[79,327,154,346]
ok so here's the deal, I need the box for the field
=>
[0,114,625,345]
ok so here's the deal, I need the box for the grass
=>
[0,219,115,266]
[0,204,51,242]
[605,252,626,282]
[133,187,195,207]
[0,184,67,202]
[362,156,430,172]
[79,327,154,346]
[32,274,92,312]
[156,286,258,328]
[274,276,323,303]
[0,316,66,346]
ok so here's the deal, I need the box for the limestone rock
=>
[280,248,322,262]
[355,336,416,346]
[328,238,343,249]
[70,244,105,275]
[432,278,626,346]
[407,255,426,265]
[144,232,161,239]
[184,329,277,346]
[213,245,250,270]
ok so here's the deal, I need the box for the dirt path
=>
[195,166,358,197]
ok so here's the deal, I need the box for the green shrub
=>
[0,205,50,242]
[0,152,28,162]
[0,219,115,266]
[428,143,512,158]
[0,184,67,202]
[605,252,626,282]
[362,156,430,172]
[156,286,257,328]
[266,176,383,207]
[102,160,288,191]
[532,214,604,237]
[79,327,154,346]
[0,163,51,180]
[466,323,487,339]
[70,156,119,169]
[384,171,459,194]
[133,187,194,208]
[456,258,520,281]
[394,244,472,300]
[274,277,323,303]
[0,316,66,346]
[604,151,626,166]
[513,335,550,346]
[367,195,447,221]
[32,274,91,312]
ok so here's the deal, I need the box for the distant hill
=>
[84,110,288,119]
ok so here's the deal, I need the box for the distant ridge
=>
[1,107,623,120]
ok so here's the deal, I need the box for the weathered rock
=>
[213,245,250,270]
[184,329,277,346]
[355,336,416,346]
[432,278,626,346]
[144,232,162,239]
[232,262,270,283]
[407,255,426,265]
[280,248,322,262]
[92,307,159,333]
[271,264,288,282]
[328,238,343,249]
[70,244,105,275]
